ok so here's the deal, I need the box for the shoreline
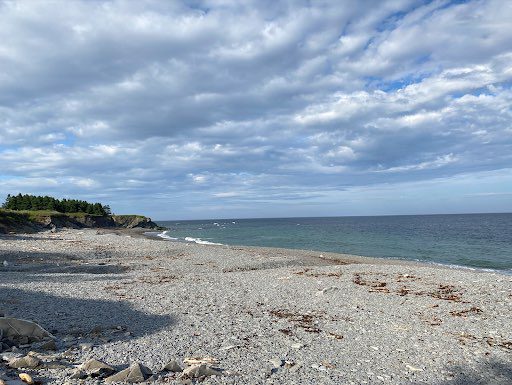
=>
[1,228,511,384]
[141,228,512,277]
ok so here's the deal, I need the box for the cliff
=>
[0,210,162,234]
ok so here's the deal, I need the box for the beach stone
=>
[8,355,40,369]
[316,286,339,296]
[32,339,56,351]
[1,352,23,362]
[270,358,284,368]
[0,318,53,344]
[79,358,115,377]
[18,373,33,385]
[105,362,152,383]
[69,369,86,380]
[181,363,222,379]
[161,359,182,372]
[79,342,93,351]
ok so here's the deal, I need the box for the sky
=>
[0,0,511,220]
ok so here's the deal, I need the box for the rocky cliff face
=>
[111,215,162,229]
[0,211,162,234]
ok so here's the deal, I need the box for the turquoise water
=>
[156,213,512,273]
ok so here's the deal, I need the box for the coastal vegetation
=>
[0,194,161,233]
[2,194,111,216]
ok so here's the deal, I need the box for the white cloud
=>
[0,0,510,218]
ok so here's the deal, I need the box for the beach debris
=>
[0,318,53,344]
[105,362,152,383]
[405,364,424,372]
[183,356,217,365]
[18,373,33,385]
[291,342,305,349]
[450,306,483,317]
[8,355,40,369]
[311,363,327,371]
[79,358,115,377]
[219,344,236,351]
[327,331,343,340]
[269,309,322,333]
[161,359,182,372]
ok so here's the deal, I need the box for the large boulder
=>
[0,318,53,344]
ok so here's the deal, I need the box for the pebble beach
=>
[1,229,511,384]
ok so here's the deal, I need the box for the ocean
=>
[154,213,512,274]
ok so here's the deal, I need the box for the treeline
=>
[2,194,111,216]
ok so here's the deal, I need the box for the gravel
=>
[1,229,511,384]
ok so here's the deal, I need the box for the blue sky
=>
[0,0,511,220]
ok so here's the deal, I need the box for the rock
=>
[0,379,25,385]
[1,352,23,362]
[181,364,223,379]
[69,369,86,380]
[18,374,33,385]
[78,343,93,351]
[161,360,182,373]
[32,339,56,351]
[0,318,53,344]
[316,286,339,296]
[284,360,296,369]
[79,358,115,377]
[270,358,284,368]
[8,356,40,369]
[105,363,152,383]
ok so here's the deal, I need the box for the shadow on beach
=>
[411,359,512,385]
[0,286,174,341]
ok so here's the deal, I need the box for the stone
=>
[8,356,40,369]
[69,369,86,380]
[316,286,339,296]
[181,364,222,379]
[32,339,56,351]
[161,360,182,373]
[0,318,53,343]
[18,374,33,385]
[105,363,152,383]
[79,359,115,377]
[1,352,23,362]
[270,358,284,368]
[79,343,93,351]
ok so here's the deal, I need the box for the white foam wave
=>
[156,231,178,241]
[185,236,223,245]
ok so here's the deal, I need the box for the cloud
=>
[0,0,511,218]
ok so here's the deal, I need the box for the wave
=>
[184,237,223,245]
[156,231,178,241]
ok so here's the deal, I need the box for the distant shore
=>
[1,229,511,384]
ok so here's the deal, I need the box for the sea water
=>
[154,213,512,273]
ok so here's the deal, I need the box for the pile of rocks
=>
[1,317,225,384]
